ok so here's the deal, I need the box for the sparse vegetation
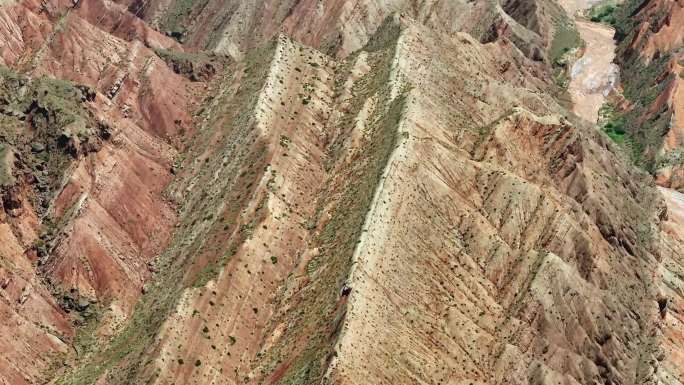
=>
[259,18,409,385]
[55,39,278,385]
[656,148,684,169]
[549,23,582,67]
[153,47,222,81]
[616,51,674,171]
[594,0,680,173]
[31,5,676,385]
[0,65,104,213]
[598,103,626,144]
[159,0,211,41]
[549,21,582,96]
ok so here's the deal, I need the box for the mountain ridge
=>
[0,0,681,384]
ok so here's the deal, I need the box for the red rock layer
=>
[622,0,684,189]
[0,0,200,382]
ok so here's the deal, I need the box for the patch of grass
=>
[71,304,105,359]
[159,0,211,40]
[549,21,582,98]
[588,2,618,25]
[549,22,582,67]
[617,52,674,172]
[603,119,626,144]
[598,103,626,144]
[191,247,236,288]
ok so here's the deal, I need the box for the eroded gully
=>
[559,0,684,224]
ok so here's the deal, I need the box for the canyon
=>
[0,0,681,385]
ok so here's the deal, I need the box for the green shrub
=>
[589,4,617,25]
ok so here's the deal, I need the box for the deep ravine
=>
[564,1,684,230]
[561,0,619,123]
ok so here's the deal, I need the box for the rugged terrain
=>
[610,0,684,187]
[0,0,681,385]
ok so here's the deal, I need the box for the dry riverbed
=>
[569,20,619,123]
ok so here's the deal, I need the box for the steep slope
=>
[325,20,668,385]
[610,8,684,379]
[0,0,201,383]
[53,12,683,385]
[0,0,195,312]
[655,187,684,384]
[122,0,581,68]
[613,0,684,185]
[0,57,107,385]
[125,0,495,58]
[0,0,683,385]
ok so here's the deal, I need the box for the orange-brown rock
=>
[0,1,197,382]
[615,0,684,189]
[0,1,682,385]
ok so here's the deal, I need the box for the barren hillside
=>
[0,1,681,385]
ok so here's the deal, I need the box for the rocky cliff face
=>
[613,0,684,188]
[0,1,681,385]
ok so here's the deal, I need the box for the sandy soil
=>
[661,187,684,223]
[568,20,619,123]
[557,0,604,16]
